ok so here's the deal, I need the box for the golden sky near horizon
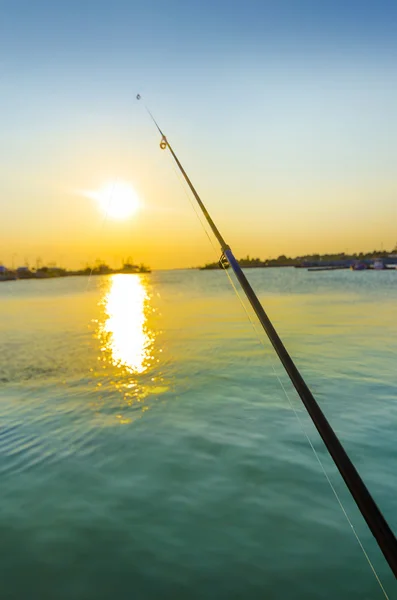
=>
[2,168,396,270]
[1,4,397,270]
[2,120,396,271]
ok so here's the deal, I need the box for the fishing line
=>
[222,270,390,596]
[160,124,390,596]
[176,169,389,597]
[221,272,390,595]
[136,95,397,584]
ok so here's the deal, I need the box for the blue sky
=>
[0,0,396,267]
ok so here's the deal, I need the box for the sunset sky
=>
[1,0,396,269]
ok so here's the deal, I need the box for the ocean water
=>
[0,268,396,599]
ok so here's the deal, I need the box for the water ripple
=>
[0,271,396,599]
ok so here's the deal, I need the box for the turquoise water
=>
[0,268,396,599]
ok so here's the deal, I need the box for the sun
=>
[91,181,140,219]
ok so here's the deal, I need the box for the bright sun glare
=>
[91,181,140,219]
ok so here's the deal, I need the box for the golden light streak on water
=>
[99,274,154,374]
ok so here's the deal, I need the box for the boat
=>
[15,266,35,279]
[372,258,386,270]
[351,260,367,271]
[307,266,349,272]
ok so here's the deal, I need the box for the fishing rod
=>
[137,95,397,579]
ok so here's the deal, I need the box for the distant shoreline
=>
[2,247,397,280]
[197,248,397,270]
[0,262,151,282]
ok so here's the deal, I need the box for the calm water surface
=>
[0,268,396,599]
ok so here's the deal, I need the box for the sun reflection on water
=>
[99,274,154,374]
